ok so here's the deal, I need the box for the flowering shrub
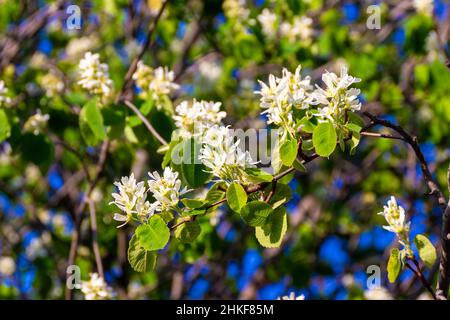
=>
[0,0,449,301]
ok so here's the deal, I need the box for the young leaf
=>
[0,109,10,143]
[181,198,208,209]
[414,234,437,268]
[80,99,106,141]
[312,121,337,157]
[245,168,273,183]
[127,234,157,272]
[174,221,201,243]
[181,138,211,188]
[240,201,273,227]
[226,182,248,212]
[205,182,226,204]
[387,248,402,283]
[280,138,298,166]
[255,206,287,248]
[136,215,170,251]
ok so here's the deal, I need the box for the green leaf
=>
[127,234,157,272]
[245,168,273,183]
[240,201,273,227]
[280,138,298,166]
[298,117,316,133]
[292,158,306,172]
[180,138,211,188]
[271,139,283,174]
[414,234,437,268]
[205,182,226,204]
[226,183,248,212]
[174,221,201,243]
[181,198,208,209]
[135,215,170,251]
[0,109,11,142]
[255,206,288,248]
[387,248,402,283]
[312,121,337,157]
[80,99,106,141]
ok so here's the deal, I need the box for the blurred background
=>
[0,0,449,300]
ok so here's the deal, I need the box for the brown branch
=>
[362,111,450,299]
[405,259,437,300]
[88,198,104,279]
[363,111,447,208]
[123,100,168,145]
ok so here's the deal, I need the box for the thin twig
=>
[405,260,437,300]
[88,198,104,279]
[123,100,168,146]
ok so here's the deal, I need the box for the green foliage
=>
[174,221,201,243]
[226,183,248,213]
[280,138,298,166]
[128,235,157,272]
[0,109,10,142]
[136,215,170,251]
[180,138,211,188]
[414,234,437,268]
[255,206,287,248]
[313,121,337,157]
[240,201,273,227]
[387,248,402,283]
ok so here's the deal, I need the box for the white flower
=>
[40,72,64,97]
[0,256,16,276]
[148,167,188,211]
[199,125,255,183]
[256,65,312,139]
[0,80,11,107]
[364,286,393,300]
[24,109,50,135]
[257,9,277,38]
[223,0,249,21]
[81,273,113,300]
[311,66,361,124]
[65,35,98,59]
[198,60,222,82]
[26,237,46,260]
[277,292,305,300]
[281,16,314,43]
[173,99,226,139]
[379,196,410,235]
[133,63,179,103]
[413,0,433,16]
[110,173,156,227]
[78,52,113,99]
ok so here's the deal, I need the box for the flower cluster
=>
[311,66,361,124]
[78,52,113,99]
[256,65,312,139]
[280,16,314,44]
[223,0,249,21]
[81,273,113,300]
[413,0,433,16]
[148,167,189,211]
[132,61,179,103]
[0,80,11,107]
[173,99,226,139]
[199,125,256,184]
[110,167,187,227]
[23,109,50,135]
[379,196,412,254]
[40,72,64,97]
[256,65,361,138]
[257,9,277,39]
